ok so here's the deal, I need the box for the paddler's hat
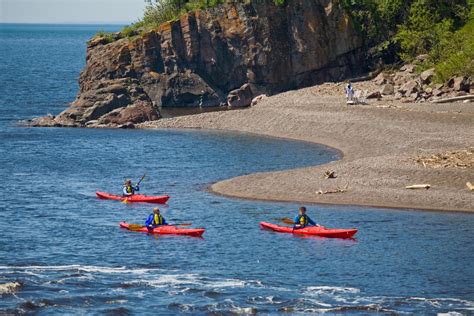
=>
[124,179,132,184]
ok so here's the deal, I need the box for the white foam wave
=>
[0,265,162,275]
[0,282,21,295]
[305,286,360,296]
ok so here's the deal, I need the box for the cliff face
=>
[33,0,363,127]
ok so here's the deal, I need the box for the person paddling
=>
[294,206,318,229]
[123,179,139,196]
[145,207,168,229]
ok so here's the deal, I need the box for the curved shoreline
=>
[140,86,474,213]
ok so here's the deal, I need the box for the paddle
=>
[279,217,295,225]
[126,223,193,231]
[137,172,146,186]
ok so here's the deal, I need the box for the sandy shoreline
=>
[140,85,474,212]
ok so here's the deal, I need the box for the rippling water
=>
[1,24,473,315]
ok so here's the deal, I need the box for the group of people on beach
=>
[122,179,318,229]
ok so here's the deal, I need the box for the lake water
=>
[1,24,473,315]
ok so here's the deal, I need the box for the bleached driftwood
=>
[432,95,474,104]
[467,182,474,191]
[405,184,431,189]
[323,170,337,179]
[316,183,348,194]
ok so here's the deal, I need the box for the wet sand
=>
[140,85,474,212]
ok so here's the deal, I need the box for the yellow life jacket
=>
[298,215,308,226]
[126,185,134,194]
[153,214,163,226]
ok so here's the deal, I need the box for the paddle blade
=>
[128,224,144,231]
[121,198,129,204]
[281,217,295,225]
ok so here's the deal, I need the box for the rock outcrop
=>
[368,66,472,103]
[32,0,364,127]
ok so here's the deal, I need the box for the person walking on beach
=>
[145,207,168,229]
[294,206,318,228]
[123,179,139,196]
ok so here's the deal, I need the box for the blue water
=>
[1,24,474,315]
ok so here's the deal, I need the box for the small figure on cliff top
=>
[145,207,168,229]
[294,206,318,229]
[123,179,139,196]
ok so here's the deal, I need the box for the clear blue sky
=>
[0,0,147,24]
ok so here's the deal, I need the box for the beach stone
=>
[452,76,470,92]
[400,80,419,95]
[367,90,382,99]
[227,83,253,108]
[251,94,267,106]
[420,68,435,84]
[401,64,415,73]
[380,83,394,95]
[374,72,387,85]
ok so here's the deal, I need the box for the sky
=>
[0,0,148,24]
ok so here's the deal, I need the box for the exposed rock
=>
[415,54,429,62]
[32,78,160,127]
[366,90,382,99]
[380,83,394,95]
[400,80,419,95]
[401,64,415,73]
[452,76,470,92]
[374,72,388,85]
[31,0,365,127]
[251,94,267,106]
[227,83,253,108]
[420,68,435,84]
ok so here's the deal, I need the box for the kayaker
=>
[123,179,139,196]
[145,207,168,228]
[294,206,318,228]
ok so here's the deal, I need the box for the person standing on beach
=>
[122,179,139,196]
[345,82,354,101]
[294,206,318,228]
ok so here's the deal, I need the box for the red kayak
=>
[119,222,205,237]
[260,222,357,239]
[96,191,170,204]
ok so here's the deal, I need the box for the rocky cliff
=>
[32,0,364,128]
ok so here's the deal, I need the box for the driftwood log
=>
[316,183,348,194]
[432,95,474,104]
[405,184,431,189]
[467,182,474,191]
[323,170,337,179]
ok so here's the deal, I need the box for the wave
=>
[0,265,164,275]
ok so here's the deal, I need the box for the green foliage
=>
[433,7,474,81]
[272,0,286,5]
[95,31,116,43]
[395,0,470,63]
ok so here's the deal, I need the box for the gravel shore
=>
[140,85,474,212]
